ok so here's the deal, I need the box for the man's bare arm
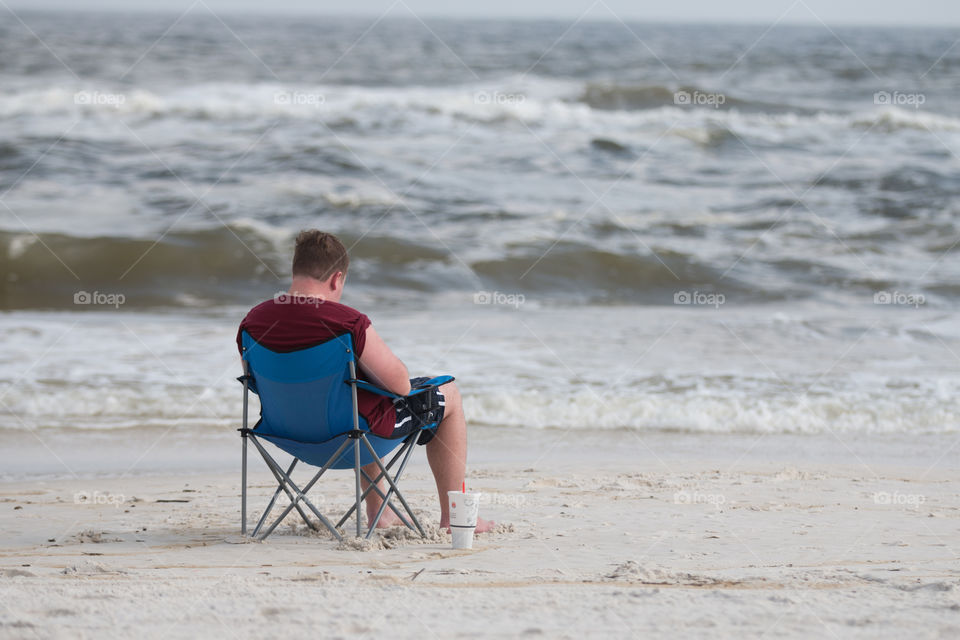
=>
[358,325,411,396]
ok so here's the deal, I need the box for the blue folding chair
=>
[238,330,452,541]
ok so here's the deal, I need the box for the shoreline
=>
[1,425,955,482]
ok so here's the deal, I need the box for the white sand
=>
[1,430,958,639]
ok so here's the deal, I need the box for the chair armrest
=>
[347,378,401,399]
[347,375,455,399]
[406,375,455,397]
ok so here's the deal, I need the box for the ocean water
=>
[0,12,958,444]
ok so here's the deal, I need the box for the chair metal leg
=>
[241,374,249,537]
[241,426,425,541]
[361,435,425,537]
[336,440,412,530]
[350,465,413,538]
[249,438,331,538]
[348,360,364,539]
[253,435,351,541]
[241,432,247,536]
[256,466,341,541]
[354,437,362,538]
[249,442,313,536]
[382,436,424,535]
[252,458,304,538]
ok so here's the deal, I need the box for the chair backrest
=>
[240,331,367,442]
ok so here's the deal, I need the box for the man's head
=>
[290,230,349,301]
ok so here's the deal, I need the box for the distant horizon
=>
[3,2,959,28]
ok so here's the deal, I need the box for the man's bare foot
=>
[475,517,496,533]
[442,517,496,534]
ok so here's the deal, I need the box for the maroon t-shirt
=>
[237,298,396,436]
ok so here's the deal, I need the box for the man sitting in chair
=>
[238,229,494,533]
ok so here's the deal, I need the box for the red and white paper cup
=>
[447,490,481,549]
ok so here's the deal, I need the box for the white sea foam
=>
[3,82,959,137]
[465,385,960,435]
[2,306,956,435]
[6,234,37,260]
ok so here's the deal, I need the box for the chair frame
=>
[239,341,439,541]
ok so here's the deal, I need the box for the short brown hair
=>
[292,230,349,281]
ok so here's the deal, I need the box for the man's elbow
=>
[395,367,412,395]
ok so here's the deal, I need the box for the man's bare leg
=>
[360,381,494,532]
[427,381,494,532]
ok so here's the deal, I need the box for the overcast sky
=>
[5,0,960,26]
